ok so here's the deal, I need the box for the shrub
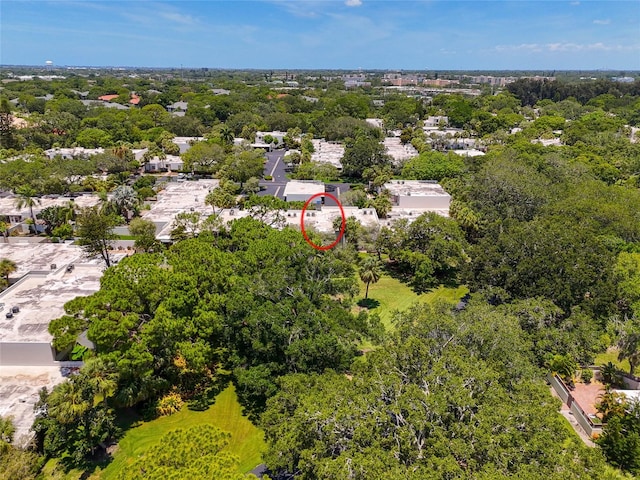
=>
[600,361,624,387]
[264,175,273,181]
[581,368,594,384]
[156,392,184,417]
[52,224,73,239]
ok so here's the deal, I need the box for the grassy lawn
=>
[42,384,264,478]
[100,384,265,478]
[594,348,631,373]
[355,274,468,331]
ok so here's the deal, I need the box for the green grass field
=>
[100,384,265,478]
[356,274,468,331]
[42,384,266,479]
[595,349,631,373]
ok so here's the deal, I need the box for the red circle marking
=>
[300,192,346,251]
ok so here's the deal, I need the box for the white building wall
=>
[395,194,451,209]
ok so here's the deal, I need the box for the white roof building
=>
[452,149,485,157]
[143,155,184,173]
[0,194,101,225]
[44,147,105,160]
[384,137,418,164]
[172,137,204,154]
[283,181,325,203]
[311,140,344,170]
[383,180,451,212]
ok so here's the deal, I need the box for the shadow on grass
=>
[357,298,380,309]
[187,379,228,411]
[381,259,459,295]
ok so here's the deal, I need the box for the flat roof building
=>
[0,243,122,443]
[283,206,379,233]
[383,180,451,212]
[283,181,325,204]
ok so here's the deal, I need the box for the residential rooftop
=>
[0,244,108,343]
[0,194,101,220]
[383,180,450,197]
[140,179,220,223]
[0,365,71,445]
[311,139,344,169]
[283,181,325,198]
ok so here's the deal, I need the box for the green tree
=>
[341,133,391,179]
[401,151,465,181]
[0,416,41,480]
[225,149,265,186]
[14,185,41,232]
[205,181,238,215]
[597,398,640,475]
[123,425,251,480]
[75,206,119,267]
[614,252,640,317]
[76,127,113,148]
[33,361,118,466]
[0,97,17,149]
[37,204,75,235]
[110,185,139,221]
[0,258,17,289]
[182,141,226,173]
[262,301,609,479]
[611,316,640,376]
[469,217,616,316]
[0,221,9,244]
[129,217,159,252]
[359,257,382,299]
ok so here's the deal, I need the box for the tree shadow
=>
[187,380,227,411]
[357,298,380,310]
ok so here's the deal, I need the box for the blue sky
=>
[1,1,639,70]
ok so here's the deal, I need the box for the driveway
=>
[324,183,351,206]
[259,149,287,199]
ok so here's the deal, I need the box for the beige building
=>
[384,180,451,211]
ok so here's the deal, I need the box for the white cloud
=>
[593,19,611,25]
[570,1,580,5]
[345,0,363,6]
[159,12,197,25]
[493,42,639,54]
[494,43,542,53]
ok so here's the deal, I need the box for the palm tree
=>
[0,258,17,289]
[617,327,640,376]
[111,185,139,221]
[219,125,234,146]
[63,200,77,223]
[600,361,623,387]
[14,185,41,232]
[0,221,9,243]
[48,380,89,424]
[359,257,382,300]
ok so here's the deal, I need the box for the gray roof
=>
[168,101,188,110]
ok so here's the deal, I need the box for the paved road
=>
[323,183,351,206]
[259,149,287,199]
[259,149,352,204]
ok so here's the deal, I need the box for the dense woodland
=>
[0,71,639,479]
